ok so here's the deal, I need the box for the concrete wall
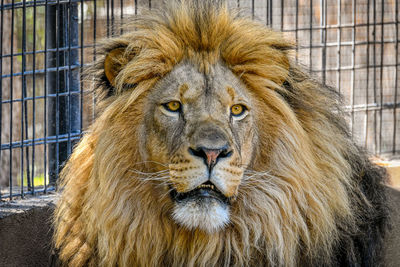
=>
[384,186,400,267]
[0,194,56,267]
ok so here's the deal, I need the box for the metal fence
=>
[0,0,399,200]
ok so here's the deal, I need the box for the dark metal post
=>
[47,2,80,186]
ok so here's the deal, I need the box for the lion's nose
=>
[189,146,232,170]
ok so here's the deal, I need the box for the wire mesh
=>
[0,0,399,200]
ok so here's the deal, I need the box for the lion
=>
[53,1,391,266]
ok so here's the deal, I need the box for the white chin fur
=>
[172,199,230,233]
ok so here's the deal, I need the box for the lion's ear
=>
[104,47,136,87]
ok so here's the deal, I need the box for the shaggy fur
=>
[53,1,389,266]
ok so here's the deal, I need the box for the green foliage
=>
[17,172,48,187]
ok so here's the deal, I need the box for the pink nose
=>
[204,149,221,168]
[189,146,232,170]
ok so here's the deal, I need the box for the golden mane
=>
[53,1,388,266]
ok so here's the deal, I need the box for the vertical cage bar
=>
[120,0,123,34]
[336,0,341,94]
[93,0,97,118]
[93,0,97,60]
[295,0,298,62]
[21,0,28,197]
[393,0,399,154]
[55,0,60,186]
[350,0,356,134]
[321,0,327,84]
[107,0,110,37]
[67,0,71,155]
[364,0,371,148]
[44,0,48,193]
[266,0,273,26]
[251,0,254,20]
[378,0,384,153]
[0,0,4,199]
[9,0,15,200]
[270,0,272,26]
[373,0,378,154]
[31,0,37,194]
[80,0,84,134]
[309,0,313,73]
[111,0,114,35]
[280,0,284,31]
[23,0,31,192]
[135,0,138,15]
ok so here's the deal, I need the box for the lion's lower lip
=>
[170,182,229,204]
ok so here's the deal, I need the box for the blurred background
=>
[0,0,399,199]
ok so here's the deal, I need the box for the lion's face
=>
[142,62,255,232]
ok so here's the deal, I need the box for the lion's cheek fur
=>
[247,91,355,258]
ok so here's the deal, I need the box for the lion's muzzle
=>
[168,123,239,232]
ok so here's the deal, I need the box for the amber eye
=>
[163,101,181,112]
[231,104,247,117]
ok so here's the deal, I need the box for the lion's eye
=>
[231,104,247,117]
[163,101,181,112]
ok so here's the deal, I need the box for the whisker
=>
[158,186,175,199]
[130,173,171,185]
[128,169,169,176]
[131,160,170,167]
[136,175,170,182]
[241,170,274,186]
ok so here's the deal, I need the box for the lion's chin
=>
[172,198,230,233]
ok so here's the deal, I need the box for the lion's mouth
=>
[170,181,230,204]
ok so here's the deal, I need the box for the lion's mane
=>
[53,1,389,266]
